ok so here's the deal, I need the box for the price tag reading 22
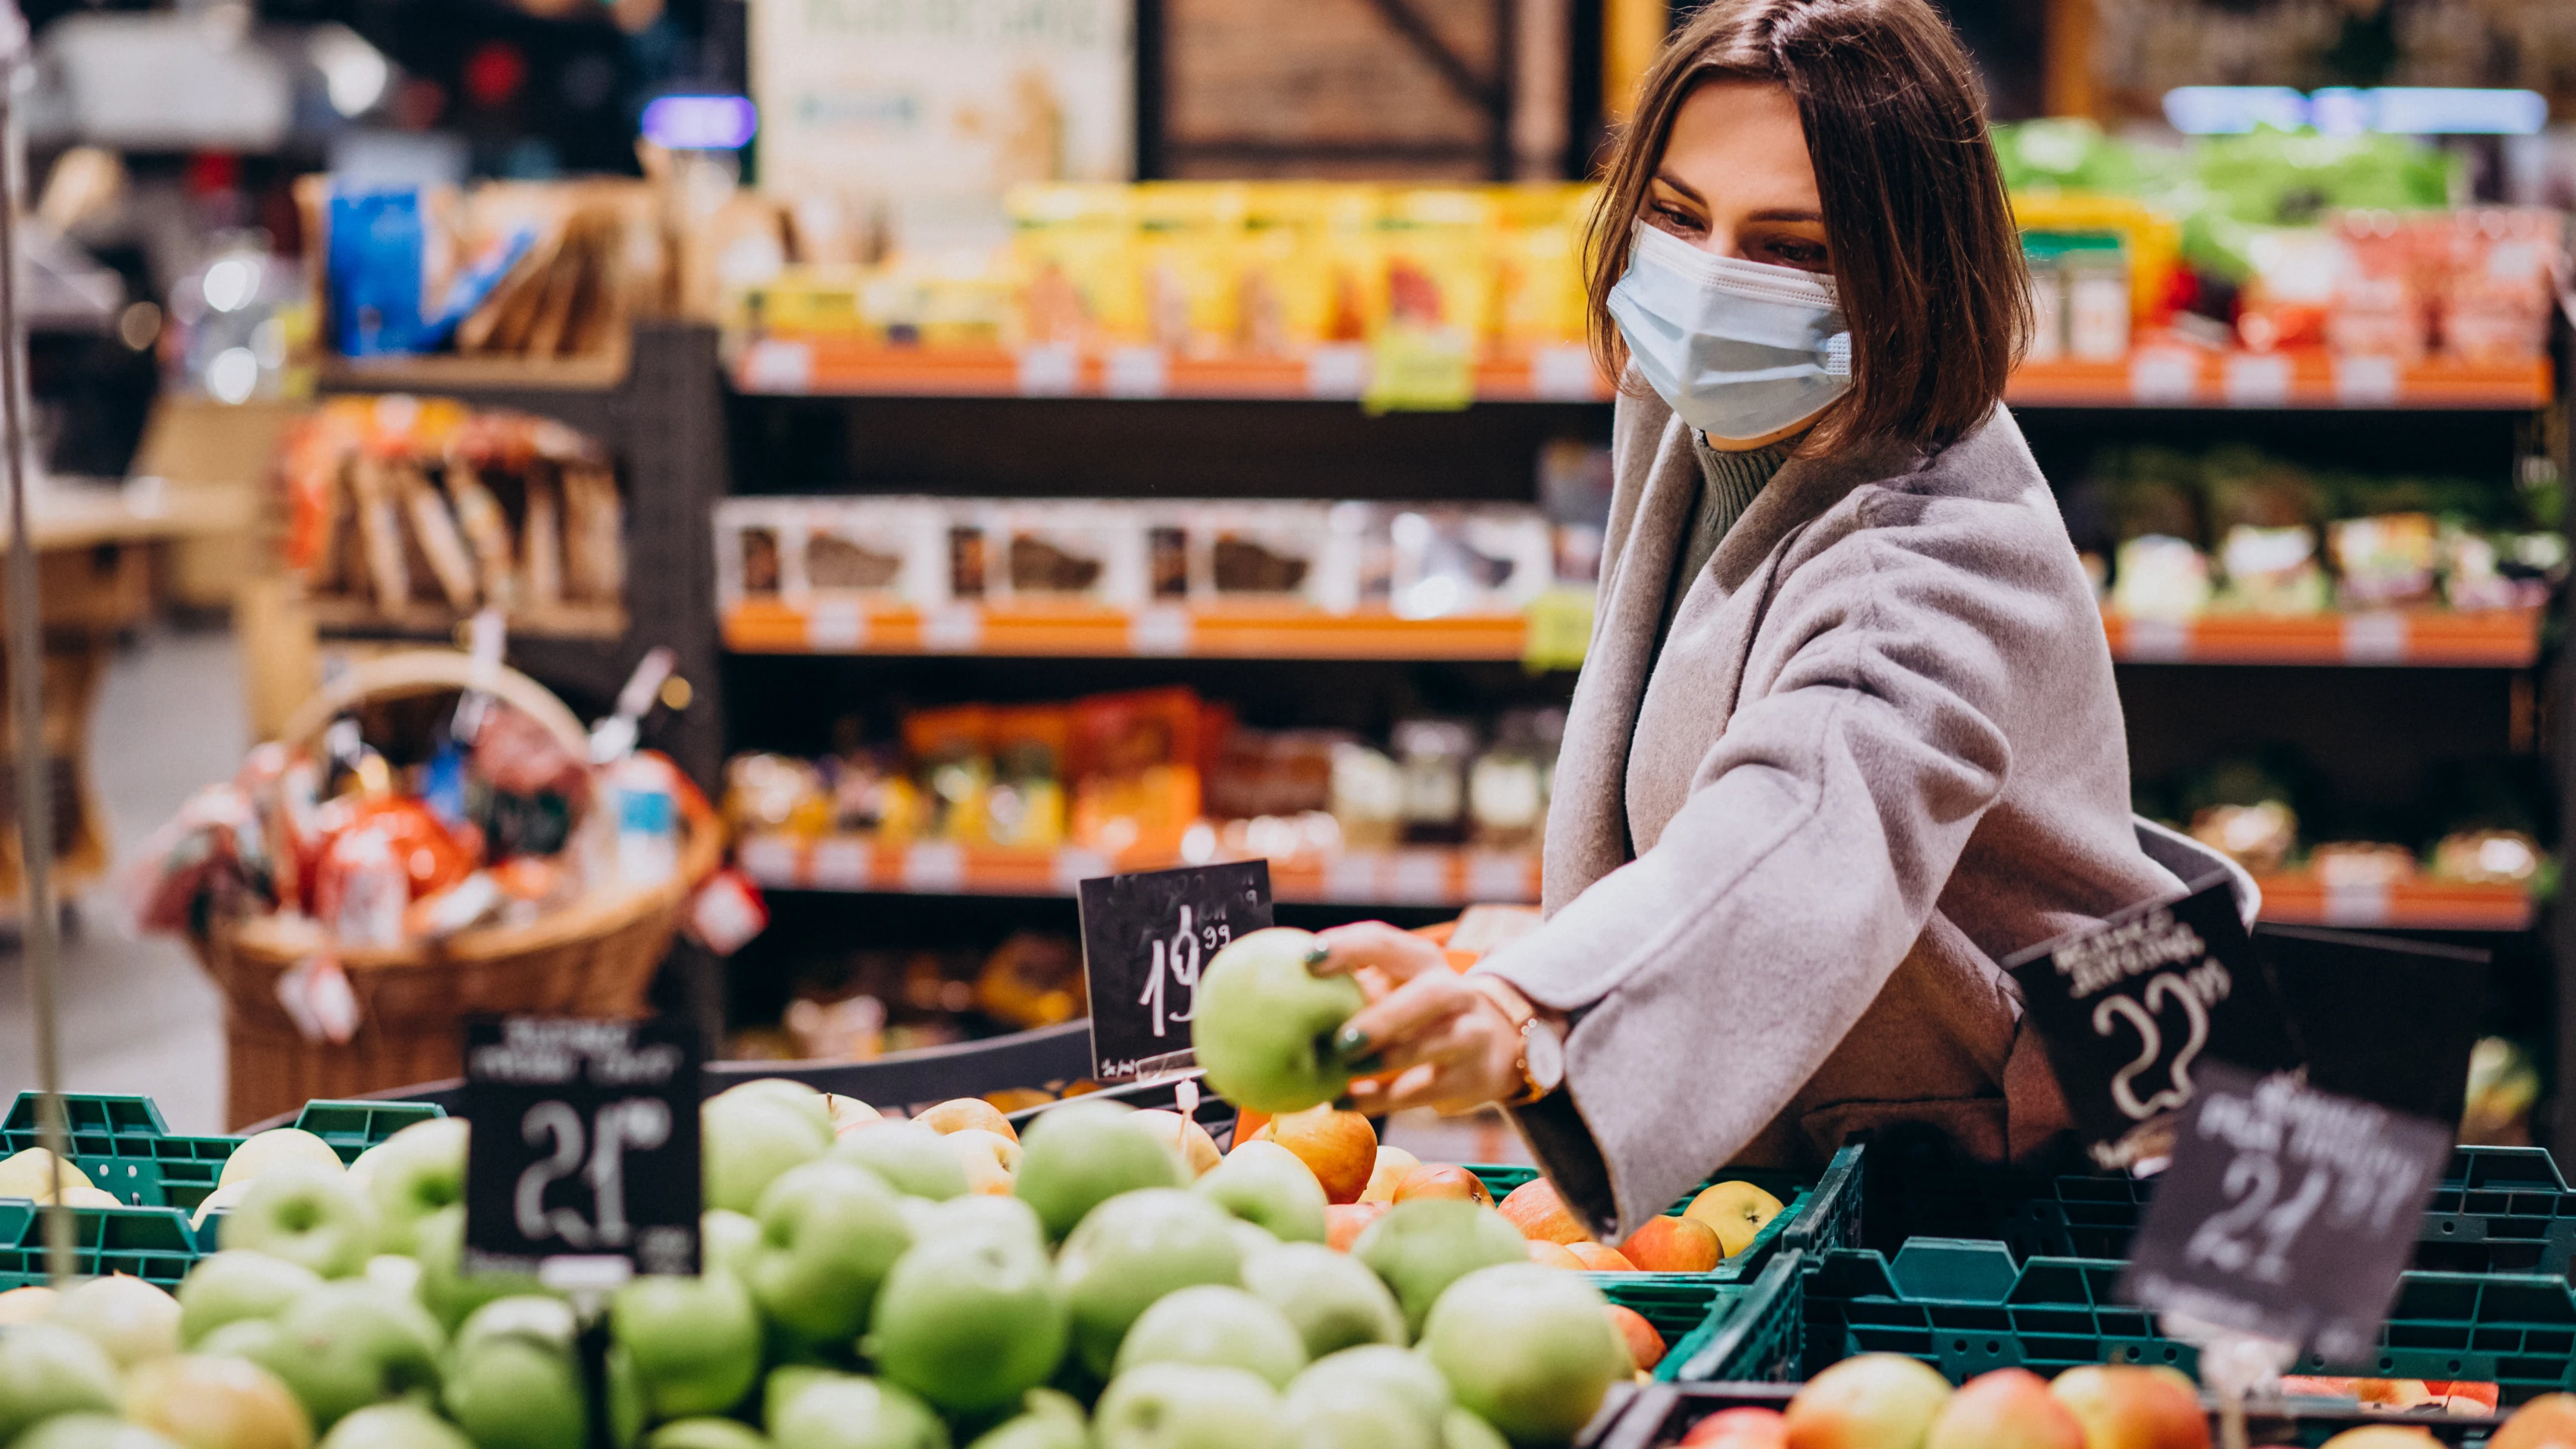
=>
[462,1018,702,1278]
[2007,878,2301,1167]
[2121,1062,2449,1363]
[1078,861,1274,1082]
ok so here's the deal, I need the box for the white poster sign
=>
[752,0,1136,201]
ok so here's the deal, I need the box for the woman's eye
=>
[1648,203,1702,236]
[1759,238,1829,269]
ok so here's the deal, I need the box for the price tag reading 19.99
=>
[1077,861,1274,1083]
[462,1018,702,1278]
[2005,877,2302,1168]
[2120,1063,2449,1364]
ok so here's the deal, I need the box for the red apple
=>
[1525,1241,1586,1270]
[917,1098,1018,1142]
[1324,1203,1389,1252]
[1395,1166,1494,1207]
[2494,1392,2576,1449]
[2049,1364,2209,1449]
[2315,1431,2443,1449]
[1621,1215,1723,1273]
[1784,1353,1952,1449]
[1565,1241,1636,1272]
[1925,1368,2082,1449]
[1681,1408,1789,1449]
[1251,1107,1377,1205]
[1496,1179,1587,1244]
[1605,1304,1665,1373]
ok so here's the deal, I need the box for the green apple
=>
[1013,1101,1186,1242]
[219,1166,380,1279]
[411,1206,550,1334]
[0,1322,121,1439]
[703,1085,835,1216]
[1092,1363,1280,1449]
[717,1079,834,1137]
[219,1129,345,1188]
[611,1272,761,1421]
[1227,1219,1280,1262]
[834,1123,970,1202]
[312,1402,471,1449]
[646,1421,773,1449]
[1195,1141,1327,1244]
[1192,927,1365,1114]
[1111,1285,1306,1388]
[179,1253,320,1348]
[1276,1383,1434,1449]
[364,1254,421,1301]
[763,1366,836,1429]
[1440,1410,1508,1449]
[963,1390,1087,1449]
[767,1373,947,1449]
[702,1208,761,1279]
[921,1194,1046,1250]
[1419,1264,1627,1446]
[746,1159,913,1343]
[868,1229,1066,1415]
[124,1353,314,1449]
[1291,1345,1450,1432]
[444,1298,584,1449]
[349,1118,466,1256]
[1351,1201,1529,1337]
[242,1280,443,1429]
[1055,1188,1243,1378]
[11,1415,182,1449]
[1241,1244,1405,1358]
[49,1272,181,1366]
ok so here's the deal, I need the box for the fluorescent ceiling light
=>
[2162,86,2549,136]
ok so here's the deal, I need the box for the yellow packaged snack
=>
[1490,184,1599,351]
[1133,181,1247,358]
[1008,182,1137,347]
[1378,188,1496,344]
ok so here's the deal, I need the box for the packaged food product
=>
[1068,688,1205,854]
[1387,506,1554,618]
[1329,741,1402,850]
[2327,511,2439,607]
[2309,841,2417,888]
[993,501,1143,607]
[1236,183,1352,353]
[1393,718,1479,845]
[1377,189,1494,344]
[986,706,1070,850]
[905,704,994,844]
[1133,182,1246,358]
[2188,799,2296,873]
[2431,829,2540,884]
[1008,183,1137,348]
[2109,535,2211,620]
[2214,523,2327,614]
[1194,501,1334,608]
[1487,183,1593,353]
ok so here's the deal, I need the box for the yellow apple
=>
[1684,1181,1785,1259]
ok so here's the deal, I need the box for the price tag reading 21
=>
[462,1018,702,1278]
[1078,861,1274,1082]
[2007,879,2301,1168]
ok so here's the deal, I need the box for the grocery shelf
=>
[2246,872,2533,932]
[736,833,1543,907]
[733,336,2552,411]
[724,599,2540,669]
[308,596,630,643]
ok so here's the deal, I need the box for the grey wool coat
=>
[1481,388,2247,1241]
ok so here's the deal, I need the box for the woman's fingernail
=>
[1333,1026,1370,1059]
[1305,944,1332,967]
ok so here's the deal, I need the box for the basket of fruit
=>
[136,649,719,1128]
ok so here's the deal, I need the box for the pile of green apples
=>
[0,1077,1627,1449]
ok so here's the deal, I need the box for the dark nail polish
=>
[1333,1026,1370,1059]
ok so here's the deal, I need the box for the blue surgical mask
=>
[1605,223,1852,445]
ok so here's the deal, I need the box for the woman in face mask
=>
[1308,0,2249,1241]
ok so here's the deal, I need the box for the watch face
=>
[1526,1023,1567,1091]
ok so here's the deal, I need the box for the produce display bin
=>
[1471,1144,1863,1285]
[1654,1248,1808,1385]
[0,1093,239,1211]
[1590,1382,2507,1449]
[1866,1142,2576,1281]
[0,1201,200,1290]
[1801,1238,2576,1401]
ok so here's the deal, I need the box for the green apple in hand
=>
[1351,1200,1529,1337]
[1093,1363,1279,1449]
[312,1402,471,1449]
[1055,1188,1243,1379]
[746,1159,913,1344]
[220,1166,380,1279]
[704,1084,834,1216]
[1420,1264,1628,1447]
[868,1228,1066,1416]
[176,1250,323,1347]
[0,1323,121,1440]
[1191,927,1365,1114]
[239,1280,442,1429]
[1241,1243,1405,1358]
[767,1373,946,1449]
[834,1123,970,1202]
[443,1298,584,1449]
[1195,1141,1327,1244]
[964,1390,1088,1449]
[1111,1285,1306,1389]
[612,1272,762,1421]
[1013,1101,1186,1242]
[348,1118,466,1256]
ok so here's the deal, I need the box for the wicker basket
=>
[192,651,721,1128]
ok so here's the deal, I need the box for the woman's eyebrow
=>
[1745,208,1826,223]
[1649,170,1705,205]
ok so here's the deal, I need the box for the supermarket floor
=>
[0,624,236,1133]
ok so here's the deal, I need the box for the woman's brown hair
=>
[1585,0,2030,454]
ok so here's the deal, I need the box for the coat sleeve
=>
[1480,494,2039,1238]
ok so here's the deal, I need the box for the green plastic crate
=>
[0,1201,201,1291]
[1660,1248,1806,1385]
[289,1101,448,1163]
[1590,1383,2505,1449]
[0,1093,240,1211]
[1471,1145,1862,1285]
[1803,1237,2576,1403]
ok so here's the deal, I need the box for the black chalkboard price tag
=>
[461,1017,702,1279]
[2005,876,2302,1167]
[2120,1061,2449,1363]
[1077,860,1273,1082]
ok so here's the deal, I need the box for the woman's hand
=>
[1315,920,1534,1116]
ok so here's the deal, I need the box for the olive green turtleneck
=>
[1656,433,1798,651]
